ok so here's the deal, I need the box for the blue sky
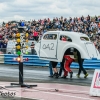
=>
[0,0,100,23]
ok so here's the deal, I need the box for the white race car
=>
[35,31,100,62]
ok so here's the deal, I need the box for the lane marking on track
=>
[55,83,91,87]
[22,89,95,100]
[33,86,89,93]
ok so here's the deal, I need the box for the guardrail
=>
[3,54,100,69]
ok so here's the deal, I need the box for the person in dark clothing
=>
[49,61,63,78]
[0,41,2,48]
[0,41,2,52]
[59,60,64,76]
[30,42,36,55]
[76,51,88,78]
[50,61,59,78]
[59,48,88,78]
[2,41,7,54]
[0,40,4,52]
[48,61,54,77]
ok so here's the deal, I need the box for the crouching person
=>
[62,55,75,78]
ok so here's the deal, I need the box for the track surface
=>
[0,64,94,85]
[0,64,99,100]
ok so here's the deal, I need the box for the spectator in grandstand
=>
[33,29,39,41]
[0,15,100,51]
[2,40,7,54]
[8,32,13,39]
[0,33,3,40]
[0,40,3,49]
[30,42,36,55]
[0,40,4,53]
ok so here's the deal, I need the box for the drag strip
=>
[0,64,94,86]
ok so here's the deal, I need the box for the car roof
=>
[46,31,88,38]
[43,31,90,42]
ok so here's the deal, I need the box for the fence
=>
[3,54,100,69]
[0,48,37,55]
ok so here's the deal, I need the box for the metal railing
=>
[0,48,37,55]
[0,48,7,54]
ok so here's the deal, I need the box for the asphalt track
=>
[0,64,94,86]
[0,64,96,100]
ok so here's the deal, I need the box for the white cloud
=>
[13,0,32,6]
[14,15,25,20]
[0,3,8,12]
[0,0,100,23]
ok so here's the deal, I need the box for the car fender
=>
[95,48,100,59]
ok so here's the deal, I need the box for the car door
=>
[84,42,100,59]
[39,33,58,59]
